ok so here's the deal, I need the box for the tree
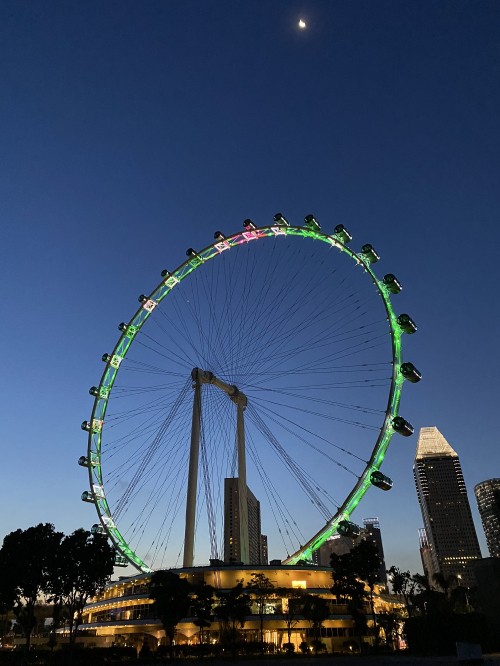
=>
[302,594,329,654]
[190,581,214,645]
[0,524,63,650]
[214,581,251,655]
[246,573,275,651]
[331,549,368,650]
[350,540,382,639]
[387,566,422,618]
[48,529,115,644]
[376,610,402,650]
[278,587,304,649]
[149,570,191,658]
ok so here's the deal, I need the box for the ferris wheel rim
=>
[82,221,411,572]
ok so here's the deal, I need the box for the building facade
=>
[312,519,387,588]
[360,518,388,587]
[224,478,262,564]
[78,564,400,654]
[413,427,481,588]
[474,478,500,558]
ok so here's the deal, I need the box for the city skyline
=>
[1,1,500,576]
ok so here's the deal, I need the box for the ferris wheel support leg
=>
[184,375,202,568]
[237,402,250,564]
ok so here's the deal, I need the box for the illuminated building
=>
[474,478,500,558]
[78,564,401,653]
[224,478,262,564]
[313,533,356,565]
[414,427,481,587]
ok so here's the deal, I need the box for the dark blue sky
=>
[1,0,499,573]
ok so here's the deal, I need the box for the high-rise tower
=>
[474,479,500,558]
[361,518,388,587]
[224,478,263,565]
[414,427,481,588]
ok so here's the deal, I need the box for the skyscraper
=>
[474,479,500,558]
[414,427,481,588]
[224,478,262,565]
[360,518,388,587]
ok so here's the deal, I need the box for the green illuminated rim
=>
[83,224,405,572]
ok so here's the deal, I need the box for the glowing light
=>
[298,18,307,29]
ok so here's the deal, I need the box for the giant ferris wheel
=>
[79,214,420,573]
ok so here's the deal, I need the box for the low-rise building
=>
[79,564,400,654]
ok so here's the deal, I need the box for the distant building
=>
[312,533,356,566]
[312,517,387,586]
[413,427,481,588]
[360,518,388,587]
[260,534,269,565]
[474,478,500,558]
[224,478,262,565]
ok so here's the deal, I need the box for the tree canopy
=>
[149,570,191,657]
[0,523,63,650]
[49,528,115,644]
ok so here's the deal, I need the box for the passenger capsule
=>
[118,322,128,332]
[273,212,290,226]
[370,470,393,491]
[138,294,148,303]
[333,224,352,244]
[81,491,94,503]
[243,219,256,230]
[361,243,380,264]
[81,421,91,432]
[397,314,417,334]
[186,248,198,257]
[91,524,105,534]
[160,269,171,278]
[337,520,361,538]
[78,456,88,467]
[102,353,111,363]
[304,214,321,231]
[400,362,422,383]
[214,230,225,240]
[392,416,414,437]
[89,386,99,397]
[383,274,403,294]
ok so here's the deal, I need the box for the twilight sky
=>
[1,0,500,575]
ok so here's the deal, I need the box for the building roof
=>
[415,426,458,460]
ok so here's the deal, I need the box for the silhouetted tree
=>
[48,529,115,644]
[302,594,329,654]
[247,573,274,651]
[351,540,381,639]
[387,566,422,618]
[150,570,191,657]
[278,587,304,648]
[214,581,251,655]
[331,548,368,650]
[0,524,62,651]
[190,580,214,644]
